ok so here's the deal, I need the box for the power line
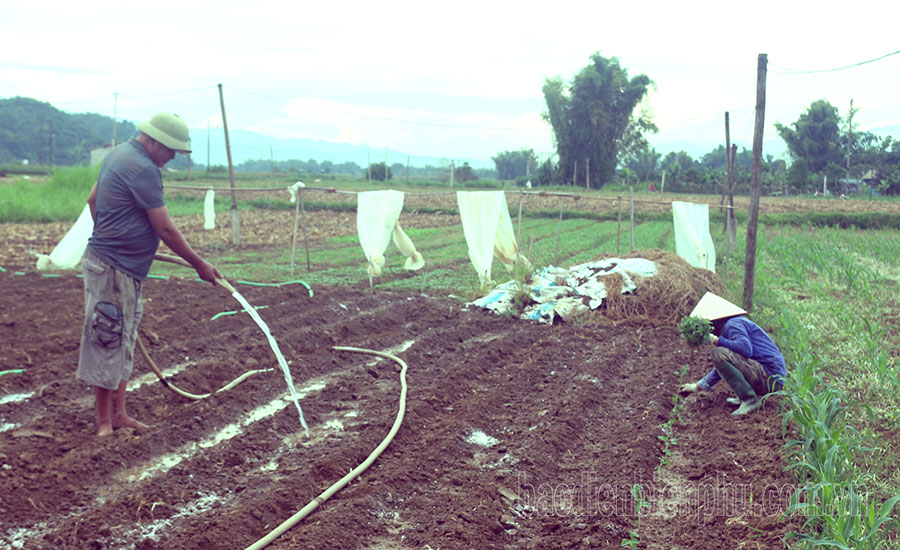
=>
[53,86,214,106]
[770,48,900,74]
[226,85,549,132]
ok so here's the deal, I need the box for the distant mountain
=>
[868,124,900,140]
[189,128,495,170]
[0,96,136,165]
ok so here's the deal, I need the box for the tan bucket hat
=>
[137,112,191,153]
[689,292,747,321]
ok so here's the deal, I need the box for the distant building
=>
[90,144,114,166]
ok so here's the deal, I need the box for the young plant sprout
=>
[678,315,712,364]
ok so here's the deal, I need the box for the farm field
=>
[1,189,899,549]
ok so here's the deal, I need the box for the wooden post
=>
[585,157,590,190]
[555,196,564,266]
[300,188,310,271]
[629,185,635,251]
[290,191,301,277]
[723,112,731,213]
[728,144,737,248]
[660,170,666,193]
[724,112,732,276]
[616,197,622,255]
[743,53,767,312]
[218,83,240,246]
[573,161,577,187]
[515,192,524,263]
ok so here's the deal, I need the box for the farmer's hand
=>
[707,334,719,345]
[196,260,223,285]
[679,382,699,395]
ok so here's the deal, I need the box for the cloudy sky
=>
[2,0,898,165]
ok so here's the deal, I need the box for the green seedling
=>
[678,315,712,347]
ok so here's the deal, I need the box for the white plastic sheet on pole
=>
[672,201,716,272]
[203,189,216,230]
[356,190,423,276]
[392,223,424,270]
[456,191,523,285]
[35,204,93,270]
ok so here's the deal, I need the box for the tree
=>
[775,100,842,188]
[622,147,660,184]
[454,162,479,183]
[542,53,654,188]
[368,162,392,181]
[491,149,534,180]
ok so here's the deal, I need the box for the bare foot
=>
[112,415,150,430]
[97,424,114,437]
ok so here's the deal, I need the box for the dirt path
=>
[0,268,795,549]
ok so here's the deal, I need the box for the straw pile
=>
[594,248,724,326]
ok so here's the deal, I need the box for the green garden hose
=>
[0,369,25,378]
[237,279,313,297]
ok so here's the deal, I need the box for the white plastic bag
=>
[672,201,716,272]
[36,204,93,270]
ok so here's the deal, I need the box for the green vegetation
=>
[717,224,900,548]
[543,52,655,188]
[0,165,98,222]
[677,316,712,347]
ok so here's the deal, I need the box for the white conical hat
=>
[689,292,747,321]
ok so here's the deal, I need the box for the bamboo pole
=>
[616,197,621,255]
[629,185,635,251]
[300,188,310,271]
[515,192,524,263]
[743,53,767,312]
[555,196,564,266]
[218,84,240,246]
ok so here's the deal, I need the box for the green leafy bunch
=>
[678,316,712,347]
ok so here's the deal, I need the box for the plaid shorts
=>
[76,248,143,390]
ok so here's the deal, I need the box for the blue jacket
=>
[698,316,787,390]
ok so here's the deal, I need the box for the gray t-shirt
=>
[87,139,166,280]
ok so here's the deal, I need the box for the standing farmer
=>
[77,112,221,436]
[678,292,787,415]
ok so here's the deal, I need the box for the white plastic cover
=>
[35,204,93,270]
[393,223,424,270]
[203,189,215,230]
[357,190,405,276]
[457,191,523,285]
[672,201,716,272]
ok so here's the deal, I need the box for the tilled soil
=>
[0,269,797,549]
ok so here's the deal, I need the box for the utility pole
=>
[218,83,240,246]
[743,54,767,312]
[585,158,590,190]
[112,92,118,147]
[49,120,54,166]
[846,98,855,193]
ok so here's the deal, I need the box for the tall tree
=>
[542,53,654,188]
[775,99,842,188]
[491,149,534,180]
